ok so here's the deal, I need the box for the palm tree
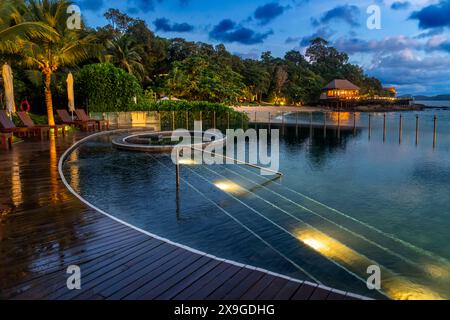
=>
[19,0,98,125]
[0,0,56,54]
[105,35,144,79]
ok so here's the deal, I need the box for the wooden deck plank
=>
[154,260,224,300]
[40,238,160,299]
[291,282,318,300]
[273,281,303,300]
[309,286,332,300]
[123,251,203,300]
[76,242,177,299]
[107,247,186,300]
[6,235,150,299]
[222,269,266,300]
[171,263,233,300]
[185,265,243,300]
[206,268,255,300]
[141,256,218,300]
[51,238,164,300]
[239,274,277,300]
[256,277,290,300]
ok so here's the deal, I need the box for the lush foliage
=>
[1,0,99,125]
[134,100,241,115]
[76,63,142,113]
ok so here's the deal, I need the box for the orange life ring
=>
[20,100,31,112]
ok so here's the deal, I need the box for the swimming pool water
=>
[63,110,450,300]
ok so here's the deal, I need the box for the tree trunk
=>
[44,71,55,126]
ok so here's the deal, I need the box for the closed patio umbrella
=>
[67,72,75,120]
[2,63,16,115]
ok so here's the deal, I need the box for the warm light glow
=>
[425,264,450,279]
[214,181,244,194]
[11,158,23,207]
[385,278,445,300]
[69,151,80,194]
[302,238,327,251]
[327,89,359,98]
[295,228,447,300]
[178,158,198,165]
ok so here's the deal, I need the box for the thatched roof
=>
[323,79,360,90]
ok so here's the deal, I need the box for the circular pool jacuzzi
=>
[112,131,226,153]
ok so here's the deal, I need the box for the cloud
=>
[415,27,445,39]
[209,19,273,45]
[234,51,260,60]
[153,18,194,32]
[285,36,302,44]
[76,0,105,11]
[333,35,421,54]
[410,1,450,29]
[299,27,335,46]
[254,2,289,25]
[368,49,450,94]
[76,0,161,13]
[127,0,156,13]
[318,4,361,27]
[391,1,411,10]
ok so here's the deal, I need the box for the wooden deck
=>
[0,131,366,300]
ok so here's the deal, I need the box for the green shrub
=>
[131,100,246,119]
[76,63,142,113]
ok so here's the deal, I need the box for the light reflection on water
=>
[63,109,450,300]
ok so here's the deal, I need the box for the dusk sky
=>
[74,0,450,95]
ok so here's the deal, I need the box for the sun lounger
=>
[56,109,95,131]
[75,109,109,131]
[17,111,67,137]
[0,110,42,139]
[0,132,13,149]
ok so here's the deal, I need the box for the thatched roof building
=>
[320,79,360,100]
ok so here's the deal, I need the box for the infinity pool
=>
[63,109,450,300]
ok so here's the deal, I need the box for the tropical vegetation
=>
[1,0,387,124]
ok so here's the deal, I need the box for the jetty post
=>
[416,115,419,145]
[433,115,437,148]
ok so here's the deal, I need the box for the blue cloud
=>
[319,4,361,27]
[300,27,335,46]
[254,2,289,25]
[209,19,273,45]
[391,1,411,10]
[410,1,450,29]
[75,0,105,12]
[154,18,194,32]
[127,0,156,13]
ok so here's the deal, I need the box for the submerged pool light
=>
[214,180,244,194]
[178,158,198,165]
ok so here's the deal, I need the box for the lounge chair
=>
[0,132,13,149]
[0,110,42,139]
[56,109,95,131]
[17,111,67,137]
[75,109,109,131]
